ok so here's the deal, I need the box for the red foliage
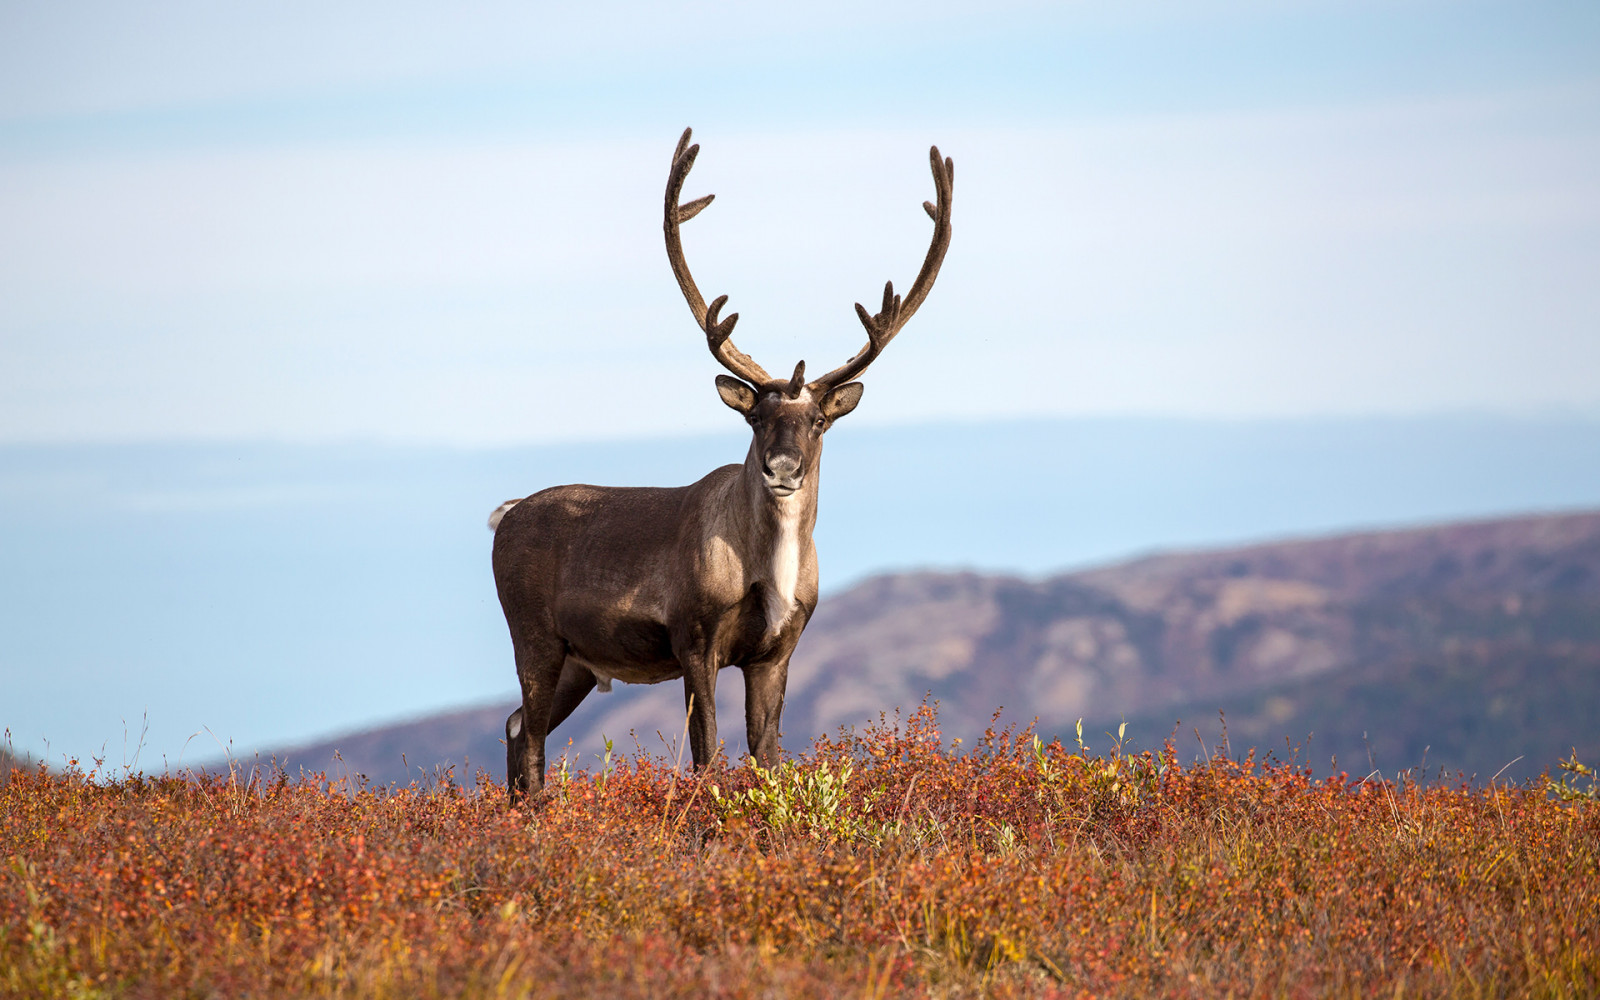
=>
[3,705,1596,998]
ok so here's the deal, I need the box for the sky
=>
[3,1,1600,769]
[2,1,1598,446]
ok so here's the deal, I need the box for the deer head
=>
[663,127,954,498]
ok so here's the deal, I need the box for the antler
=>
[810,145,954,391]
[664,127,772,386]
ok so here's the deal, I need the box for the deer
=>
[491,127,953,800]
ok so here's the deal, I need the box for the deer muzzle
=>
[762,451,804,496]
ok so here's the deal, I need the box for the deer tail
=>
[487,499,522,532]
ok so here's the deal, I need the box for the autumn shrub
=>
[2,704,1596,999]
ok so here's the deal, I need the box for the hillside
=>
[10,417,1599,773]
[270,509,1600,785]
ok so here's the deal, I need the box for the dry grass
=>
[3,706,1596,998]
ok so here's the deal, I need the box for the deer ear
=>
[715,375,757,414]
[820,382,864,420]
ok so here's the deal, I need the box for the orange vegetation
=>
[3,707,1596,998]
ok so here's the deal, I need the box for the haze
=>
[2,1,1598,768]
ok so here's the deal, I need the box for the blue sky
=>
[3,2,1600,769]
[3,1,1598,445]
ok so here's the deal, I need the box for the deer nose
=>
[763,451,802,482]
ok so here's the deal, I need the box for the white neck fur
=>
[764,497,802,634]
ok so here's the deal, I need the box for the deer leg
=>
[681,659,721,771]
[510,634,566,802]
[504,708,526,798]
[508,661,595,797]
[742,656,789,769]
[547,658,598,732]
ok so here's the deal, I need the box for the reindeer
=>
[491,128,953,799]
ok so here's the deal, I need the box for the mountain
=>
[9,416,1600,770]
[269,509,1600,786]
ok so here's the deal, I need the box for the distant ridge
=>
[10,414,1600,769]
[270,508,1600,785]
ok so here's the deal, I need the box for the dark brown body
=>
[493,127,951,799]
[495,440,821,798]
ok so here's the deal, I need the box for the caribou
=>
[491,128,953,799]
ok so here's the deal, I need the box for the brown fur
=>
[493,128,952,800]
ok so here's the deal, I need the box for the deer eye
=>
[813,417,826,431]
